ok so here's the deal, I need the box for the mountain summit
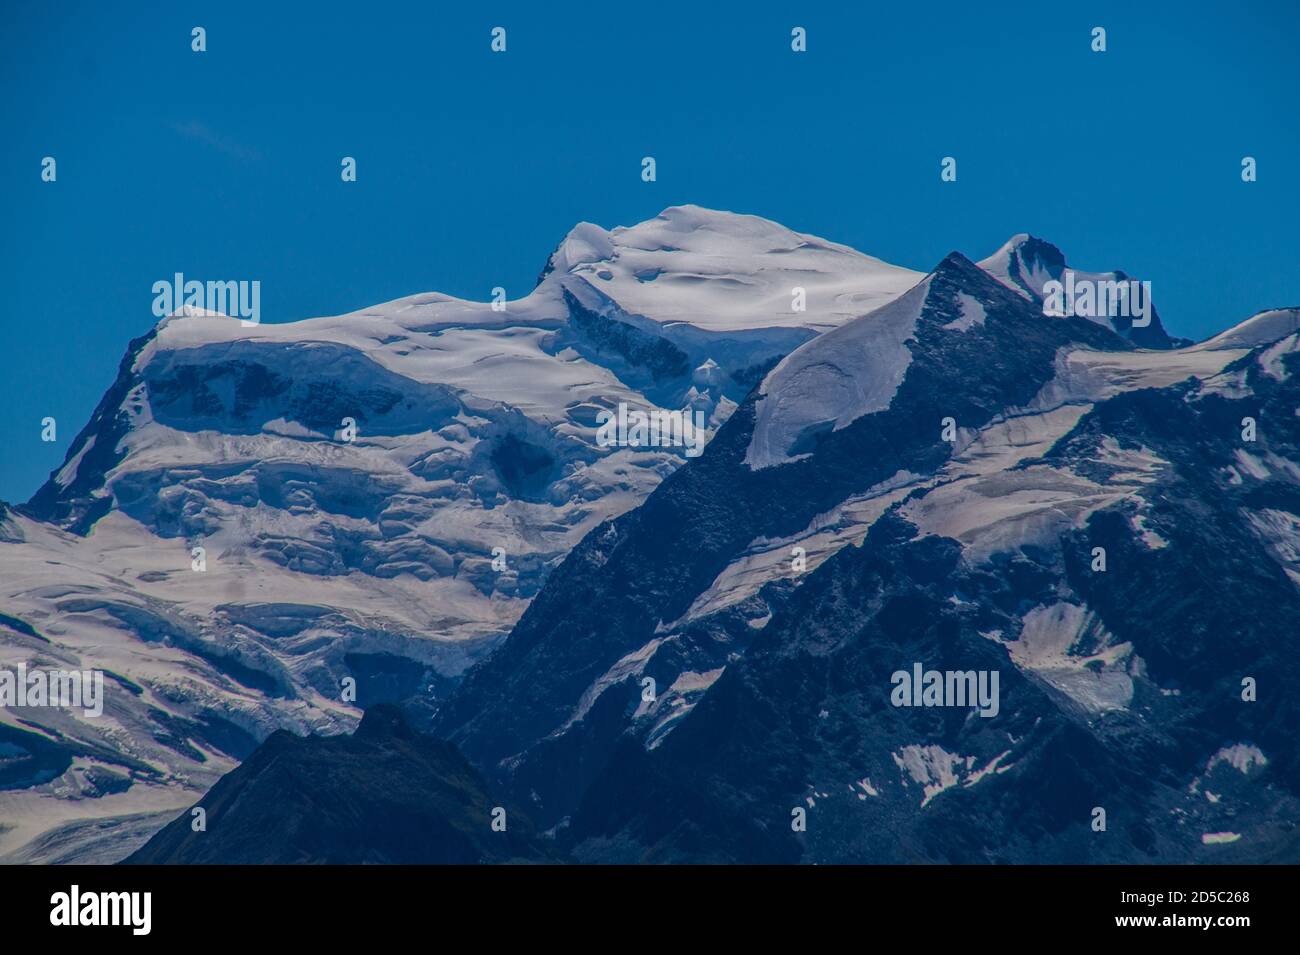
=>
[978,233,1177,348]
[542,205,923,333]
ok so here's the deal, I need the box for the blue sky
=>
[2,0,1298,502]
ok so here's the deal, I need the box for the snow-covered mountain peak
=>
[542,205,923,334]
[543,221,617,277]
[615,204,835,251]
[742,248,1131,472]
[977,233,1068,300]
[1198,307,1300,350]
[977,233,1175,348]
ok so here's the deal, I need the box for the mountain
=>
[428,250,1300,862]
[10,206,1285,866]
[0,206,918,862]
[977,233,1180,349]
[539,204,921,335]
[124,704,547,864]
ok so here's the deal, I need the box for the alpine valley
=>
[4,207,1297,864]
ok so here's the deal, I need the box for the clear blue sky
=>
[2,0,1298,502]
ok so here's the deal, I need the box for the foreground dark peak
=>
[125,705,547,864]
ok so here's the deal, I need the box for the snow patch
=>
[1246,509,1300,566]
[1257,332,1300,380]
[892,744,974,807]
[994,602,1134,714]
[1201,832,1242,845]
[1207,744,1268,775]
[1234,449,1270,480]
[942,292,987,332]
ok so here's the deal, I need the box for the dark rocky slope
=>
[126,705,548,864]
